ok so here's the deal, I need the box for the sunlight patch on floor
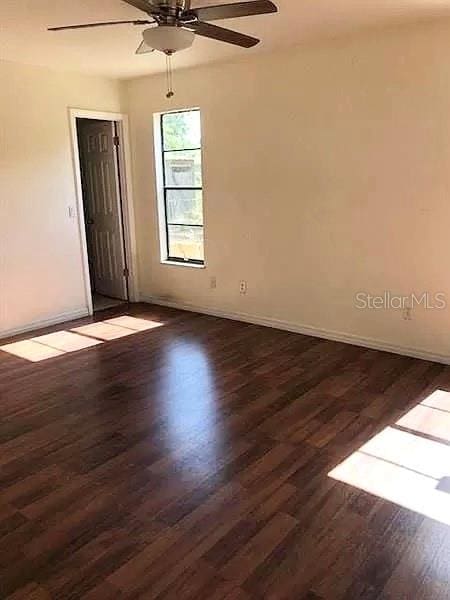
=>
[397,404,450,443]
[34,331,102,352]
[72,316,163,340]
[421,389,450,412]
[329,390,450,526]
[0,331,102,362]
[0,339,66,362]
[72,322,137,341]
[105,315,163,331]
[0,315,165,362]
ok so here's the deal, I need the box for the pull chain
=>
[165,52,174,99]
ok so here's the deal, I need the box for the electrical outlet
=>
[239,280,247,295]
[210,276,217,289]
[403,306,412,321]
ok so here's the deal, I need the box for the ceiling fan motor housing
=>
[154,0,191,17]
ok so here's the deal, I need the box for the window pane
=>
[164,150,202,187]
[166,189,203,226]
[162,110,201,151]
[168,225,204,262]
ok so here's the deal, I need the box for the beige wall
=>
[123,21,450,362]
[0,60,122,336]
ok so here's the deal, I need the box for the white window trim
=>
[153,109,206,268]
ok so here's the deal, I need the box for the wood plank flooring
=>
[0,303,449,599]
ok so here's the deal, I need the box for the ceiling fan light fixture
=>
[143,25,195,54]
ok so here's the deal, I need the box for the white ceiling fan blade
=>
[135,40,155,54]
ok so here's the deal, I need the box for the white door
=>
[77,119,127,300]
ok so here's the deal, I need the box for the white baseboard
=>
[0,308,90,340]
[141,295,450,366]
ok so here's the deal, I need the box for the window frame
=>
[156,108,205,267]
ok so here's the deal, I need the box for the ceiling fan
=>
[48,1,278,56]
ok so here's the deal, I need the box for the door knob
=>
[86,218,94,225]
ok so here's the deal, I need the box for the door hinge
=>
[113,135,120,147]
[123,267,129,278]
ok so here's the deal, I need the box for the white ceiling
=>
[3,0,450,79]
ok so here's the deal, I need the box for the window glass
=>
[159,109,204,264]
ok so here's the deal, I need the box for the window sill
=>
[161,260,206,269]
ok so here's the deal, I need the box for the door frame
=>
[69,108,138,315]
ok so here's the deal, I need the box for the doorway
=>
[75,117,130,313]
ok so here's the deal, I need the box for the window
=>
[156,109,204,265]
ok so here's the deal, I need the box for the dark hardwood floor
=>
[0,303,449,599]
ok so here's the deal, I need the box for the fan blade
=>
[191,0,277,22]
[187,21,259,47]
[135,40,155,54]
[121,0,159,15]
[48,19,153,31]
